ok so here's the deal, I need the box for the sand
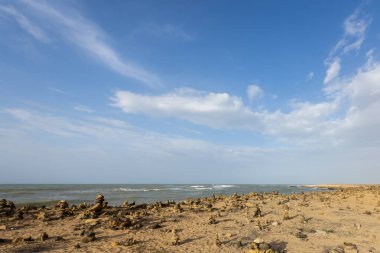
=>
[0,185,379,253]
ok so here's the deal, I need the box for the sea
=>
[0,184,324,207]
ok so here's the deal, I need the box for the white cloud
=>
[0,5,49,43]
[324,58,341,84]
[2,106,379,183]
[11,0,159,87]
[112,57,380,147]
[112,88,256,130]
[246,84,263,101]
[111,87,339,141]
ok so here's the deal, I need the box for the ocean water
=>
[0,184,323,206]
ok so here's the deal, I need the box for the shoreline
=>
[0,185,379,252]
[303,184,380,190]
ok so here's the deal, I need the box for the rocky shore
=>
[0,185,379,253]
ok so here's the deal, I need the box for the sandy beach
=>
[0,185,379,253]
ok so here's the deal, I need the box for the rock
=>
[12,237,23,244]
[124,237,136,246]
[88,203,102,214]
[81,237,94,243]
[14,211,24,220]
[259,242,270,250]
[295,230,307,240]
[95,194,105,204]
[170,229,179,245]
[215,234,222,246]
[37,212,49,221]
[54,236,63,241]
[149,223,161,229]
[208,215,217,224]
[23,236,32,242]
[254,238,264,244]
[0,225,6,230]
[111,241,120,247]
[74,243,81,249]
[315,230,328,237]
[38,232,49,241]
[81,230,96,243]
[271,221,279,226]
[245,202,255,207]
[225,233,233,238]
[76,212,90,220]
[252,204,262,217]
[283,210,290,220]
[84,219,98,226]
[341,242,358,253]
[57,200,69,209]
[368,247,376,252]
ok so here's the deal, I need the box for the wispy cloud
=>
[74,105,93,113]
[47,86,66,94]
[0,5,49,43]
[306,72,314,82]
[324,7,371,85]
[246,84,263,101]
[335,8,370,55]
[324,58,341,84]
[7,0,159,87]
[135,23,194,41]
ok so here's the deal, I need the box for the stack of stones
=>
[0,199,16,217]
[248,238,282,253]
[87,194,105,217]
[326,242,358,253]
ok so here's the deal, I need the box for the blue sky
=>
[0,0,380,183]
